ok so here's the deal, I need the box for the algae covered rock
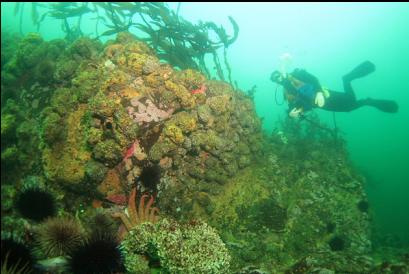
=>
[41,111,65,144]
[0,20,387,274]
[1,145,19,166]
[1,113,17,141]
[121,218,231,274]
[92,139,123,168]
[15,32,45,69]
[84,160,109,184]
[42,105,91,185]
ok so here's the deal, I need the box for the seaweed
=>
[21,2,239,84]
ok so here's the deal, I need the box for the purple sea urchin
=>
[68,234,124,274]
[138,164,161,192]
[15,187,56,222]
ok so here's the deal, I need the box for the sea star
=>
[111,188,159,233]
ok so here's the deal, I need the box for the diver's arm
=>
[289,107,303,118]
[289,91,324,117]
[287,100,304,118]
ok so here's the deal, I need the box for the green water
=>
[2,1,409,266]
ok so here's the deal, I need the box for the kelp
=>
[131,4,239,83]
[13,2,239,83]
[14,3,47,33]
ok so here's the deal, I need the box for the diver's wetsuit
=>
[288,61,398,113]
[322,78,369,112]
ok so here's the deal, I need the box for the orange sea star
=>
[112,188,159,233]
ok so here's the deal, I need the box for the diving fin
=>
[365,98,399,113]
[344,61,376,82]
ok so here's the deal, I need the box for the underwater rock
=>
[1,30,381,273]
[1,145,19,166]
[1,184,16,212]
[42,105,91,184]
[142,56,160,74]
[1,113,17,142]
[121,218,230,273]
[250,198,288,232]
[41,111,65,144]
[15,33,44,69]
[92,139,123,168]
[85,160,109,184]
[34,59,55,85]
[97,168,123,197]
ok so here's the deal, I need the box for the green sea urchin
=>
[35,216,85,257]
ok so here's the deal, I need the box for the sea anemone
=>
[15,187,56,222]
[35,216,85,257]
[1,238,33,273]
[138,164,161,191]
[68,234,124,274]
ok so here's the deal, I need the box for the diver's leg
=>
[342,75,356,101]
[343,61,376,82]
[341,61,398,113]
[356,98,399,113]
[341,61,376,102]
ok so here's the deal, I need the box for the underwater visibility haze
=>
[1,2,409,273]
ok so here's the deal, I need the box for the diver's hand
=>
[289,108,303,118]
[315,92,325,107]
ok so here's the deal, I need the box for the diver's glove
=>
[314,91,325,107]
[289,107,303,118]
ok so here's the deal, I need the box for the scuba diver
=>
[270,61,399,118]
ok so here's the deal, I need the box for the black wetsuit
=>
[322,77,370,112]
[287,62,398,114]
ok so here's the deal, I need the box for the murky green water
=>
[1,3,409,274]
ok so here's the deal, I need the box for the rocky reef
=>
[1,31,407,273]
